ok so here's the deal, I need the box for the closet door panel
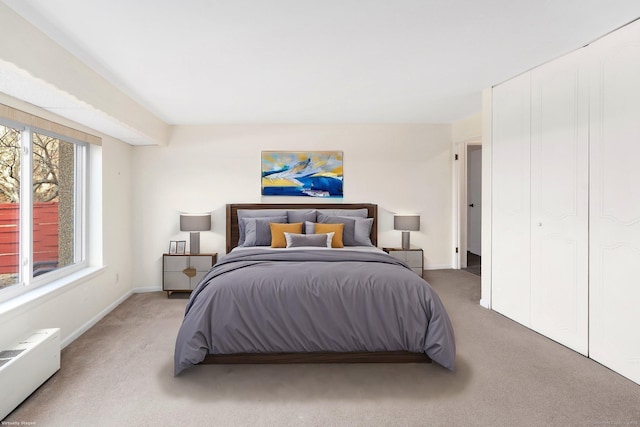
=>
[491,73,531,326]
[530,52,589,355]
[589,21,640,384]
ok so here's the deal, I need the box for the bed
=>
[174,203,456,375]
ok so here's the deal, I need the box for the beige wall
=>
[132,123,454,288]
[0,93,134,348]
[452,112,482,142]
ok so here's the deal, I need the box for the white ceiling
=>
[3,0,640,125]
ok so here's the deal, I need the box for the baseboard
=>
[60,289,133,349]
[479,298,491,309]
[424,264,453,270]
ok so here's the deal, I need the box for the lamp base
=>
[190,232,200,254]
[401,231,410,250]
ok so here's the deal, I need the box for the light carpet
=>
[4,270,639,426]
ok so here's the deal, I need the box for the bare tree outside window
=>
[0,125,21,203]
[0,125,76,290]
[32,133,61,203]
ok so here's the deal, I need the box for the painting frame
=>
[261,151,343,198]
[176,240,187,255]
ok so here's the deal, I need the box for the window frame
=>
[0,117,90,302]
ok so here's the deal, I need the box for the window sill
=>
[0,266,106,318]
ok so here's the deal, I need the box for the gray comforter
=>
[174,248,456,375]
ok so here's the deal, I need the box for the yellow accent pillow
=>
[315,223,344,248]
[270,222,303,248]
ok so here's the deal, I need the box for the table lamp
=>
[394,215,420,250]
[180,213,211,254]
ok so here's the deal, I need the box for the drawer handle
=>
[183,267,197,278]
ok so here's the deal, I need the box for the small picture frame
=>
[176,240,187,255]
[168,241,177,255]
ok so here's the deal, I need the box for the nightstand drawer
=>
[405,251,423,269]
[162,253,217,296]
[163,272,191,290]
[164,256,188,271]
[190,255,214,271]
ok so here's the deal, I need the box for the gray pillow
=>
[317,214,374,246]
[242,216,287,246]
[351,217,374,246]
[316,208,368,218]
[284,232,333,248]
[287,210,317,233]
[237,210,287,245]
[305,221,316,234]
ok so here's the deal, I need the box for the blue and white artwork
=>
[261,151,343,198]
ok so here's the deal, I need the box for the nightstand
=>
[162,253,217,297]
[382,247,424,277]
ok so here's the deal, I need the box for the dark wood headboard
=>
[226,203,378,253]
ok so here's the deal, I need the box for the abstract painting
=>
[261,151,343,198]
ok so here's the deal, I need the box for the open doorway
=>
[465,145,482,276]
[456,140,481,275]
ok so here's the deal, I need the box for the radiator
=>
[0,328,60,420]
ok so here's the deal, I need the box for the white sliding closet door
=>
[588,22,640,384]
[530,52,589,355]
[491,73,531,326]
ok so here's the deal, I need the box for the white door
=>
[491,72,531,327]
[588,21,640,384]
[530,50,589,355]
[467,146,482,256]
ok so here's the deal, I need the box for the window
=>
[0,113,90,300]
[0,124,20,289]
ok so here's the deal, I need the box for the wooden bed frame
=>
[225,202,379,254]
[201,202,431,365]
